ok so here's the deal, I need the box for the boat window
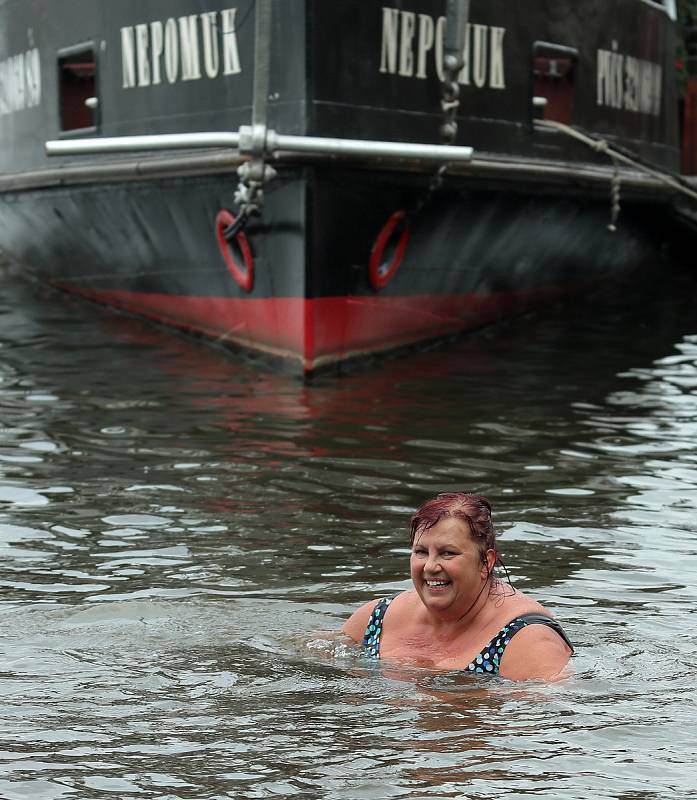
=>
[57,44,98,133]
[531,42,579,125]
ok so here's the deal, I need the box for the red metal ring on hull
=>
[215,209,254,292]
[369,210,410,291]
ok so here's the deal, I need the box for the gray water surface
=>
[1,261,696,799]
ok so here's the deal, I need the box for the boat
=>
[0,0,693,374]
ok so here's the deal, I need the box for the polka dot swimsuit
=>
[463,618,528,674]
[362,595,572,674]
[362,595,394,657]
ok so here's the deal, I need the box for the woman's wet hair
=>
[410,492,496,563]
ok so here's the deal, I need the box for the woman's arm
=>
[341,598,379,643]
[498,624,573,681]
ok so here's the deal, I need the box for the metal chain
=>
[226,0,274,241]
[409,60,462,220]
[225,147,277,242]
[608,158,621,232]
[439,61,461,146]
[224,168,265,241]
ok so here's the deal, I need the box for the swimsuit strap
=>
[362,595,398,657]
[466,613,574,675]
[515,612,574,651]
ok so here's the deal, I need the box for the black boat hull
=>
[0,0,681,371]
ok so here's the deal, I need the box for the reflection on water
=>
[1,261,697,798]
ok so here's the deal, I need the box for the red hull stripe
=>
[52,284,571,371]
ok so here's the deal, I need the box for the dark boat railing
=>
[44,128,474,235]
[10,135,681,201]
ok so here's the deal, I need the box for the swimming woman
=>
[342,492,573,681]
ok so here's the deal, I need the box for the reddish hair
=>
[410,492,496,562]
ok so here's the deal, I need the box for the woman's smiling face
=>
[410,516,492,616]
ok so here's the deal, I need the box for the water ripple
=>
[1,259,697,796]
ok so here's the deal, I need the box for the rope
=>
[535,119,697,204]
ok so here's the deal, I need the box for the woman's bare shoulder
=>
[489,590,571,679]
[341,597,381,642]
[342,591,412,642]
[498,622,573,681]
[492,587,553,621]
